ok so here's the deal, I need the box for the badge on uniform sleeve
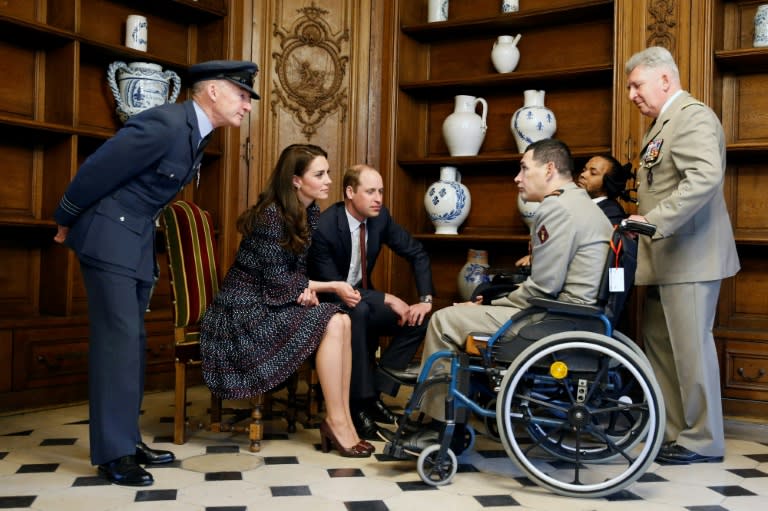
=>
[537,225,549,244]
[643,139,663,166]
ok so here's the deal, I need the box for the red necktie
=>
[359,222,368,289]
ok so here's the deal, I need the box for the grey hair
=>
[624,46,680,80]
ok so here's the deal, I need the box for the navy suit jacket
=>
[308,202,434,306]
[54,100,205,281]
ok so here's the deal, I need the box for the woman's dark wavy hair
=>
[236,143,328,254]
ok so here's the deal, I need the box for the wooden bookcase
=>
[711,0,768,417]
[0,0,242,411]
[387,0,617,310]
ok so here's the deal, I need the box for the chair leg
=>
[208,393,223,432]
[306,365,322,427]
[173,360,187,445]
[249,393,264,452]
[285,372,299,433]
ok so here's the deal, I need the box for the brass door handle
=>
[737,367,766,382]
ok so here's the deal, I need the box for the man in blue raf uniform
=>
[52,60,259,486]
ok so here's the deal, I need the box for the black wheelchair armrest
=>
[526,296,603,317]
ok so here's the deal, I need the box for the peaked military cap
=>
[189,60,260,99]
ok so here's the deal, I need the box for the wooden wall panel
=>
[0,243,39,316]
[0,42,36,120]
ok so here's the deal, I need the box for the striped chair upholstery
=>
[162,200,220,445]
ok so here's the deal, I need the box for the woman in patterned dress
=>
[201,144,371,457]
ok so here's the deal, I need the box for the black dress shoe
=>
[352,410,381,440]
[379,363,420,384]
[98,455,154,486]
[135,442,175,465]
[366,399,398,425]
[655,443,723,465]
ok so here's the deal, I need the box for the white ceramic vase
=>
[428,0,449,22]
[442,95,488,156]
[107,61,181,123]
[517,194,540,233]
[491,34,521,73]
[510,89,557,153]
[424,166,471,235]
[457,249,490,301]
[755,4,768,47]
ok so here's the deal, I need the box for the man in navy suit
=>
[577,155,632,225]
[53,60,259,486]
[308,164,434,439]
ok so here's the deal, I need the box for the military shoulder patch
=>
[537,225,549,244]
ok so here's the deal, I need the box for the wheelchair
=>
[382,220,665,498]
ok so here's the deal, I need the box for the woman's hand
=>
[297,288,319,307]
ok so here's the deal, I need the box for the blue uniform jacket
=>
[53,100,204,282]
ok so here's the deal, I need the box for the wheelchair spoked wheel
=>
[495,331,665,498]
[417,445,458,486]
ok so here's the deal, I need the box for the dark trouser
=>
[348,299,427,403]
[80,263,153,465]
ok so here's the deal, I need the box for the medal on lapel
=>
[643,139,663,167]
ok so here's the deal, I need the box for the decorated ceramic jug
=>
[442,95,488,156]
[424,166,471,235]
[457,249,490,301]
[107,61,181,123]
[510,89,557,153]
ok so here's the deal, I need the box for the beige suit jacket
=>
[636,91,740,285]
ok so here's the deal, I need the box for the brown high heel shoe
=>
[356,440,374,455]
[319,420,372,458]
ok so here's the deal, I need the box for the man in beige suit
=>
[625,46,740,464]
[398,138,613,450]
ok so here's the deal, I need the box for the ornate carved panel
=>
[646,0,677,51]
[247,0,375,208]
[271,3,349,141]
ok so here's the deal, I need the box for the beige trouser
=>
[642,281,724,457]
[418,304,521,421]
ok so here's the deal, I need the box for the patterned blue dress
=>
[200,202,342,399]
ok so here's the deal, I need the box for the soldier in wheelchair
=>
[382,138,665,498]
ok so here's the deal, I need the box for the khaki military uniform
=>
[636,91,740,456]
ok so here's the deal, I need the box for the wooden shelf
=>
[715,47,768,73]
[109,0,227,20]
[414,231,530,242]
[401,0,614,42]
[0,114,121,141]
[400,64,613,96]
[398,146,612,169]
[0,15,74,46]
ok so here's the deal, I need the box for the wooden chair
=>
[162,200,318,451]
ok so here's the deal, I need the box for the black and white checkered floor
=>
[2,385,768,511]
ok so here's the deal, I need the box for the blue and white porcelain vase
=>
[754,4,768,47]
[424,166,471,235]
[107,61,181,123]
[510,89,557,153]
[457,249,490,301]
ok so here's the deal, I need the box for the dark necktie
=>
[359,222,368,289]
